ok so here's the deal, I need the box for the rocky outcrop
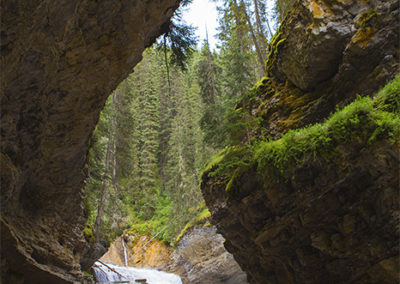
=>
[246,0,399,137]
[201,0,399,283]
[169,226,248,284]
[99,227,248,284]
[1,0,181,282]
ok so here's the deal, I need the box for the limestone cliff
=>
[1,0,181,282]
[201,0,399,283]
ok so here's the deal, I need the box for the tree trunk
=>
[252,0,269,52]
[240,0,265,77]
[232,0,245,54]
[163,36,171,97]
[205,34,217,104]
[265,15,274,39]
[94,89,118,239]
[94,135,112,239]
[112,89,118,186]
[251,53,258,78]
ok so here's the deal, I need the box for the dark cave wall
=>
[1,0,181,282]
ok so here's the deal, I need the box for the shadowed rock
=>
[1,0,181,282]
[201,0,399,283]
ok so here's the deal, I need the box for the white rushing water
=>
[122,239,128,267]
[93,261,182,284]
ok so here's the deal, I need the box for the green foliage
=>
[83,225,95,243]
[197,0,271,148]
[375,75,400,114]
[82,270,94,279]
[126,195,175,242]
[206,145,253,178]
[85,0,347,244]
[160,1,198,71]
[175,203,211,243]
[164,22,197,71]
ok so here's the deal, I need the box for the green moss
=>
[264,1,301,75]
[375,75,400,114]
[175,207,211,243]
[203,147,230,174]
[82,270,93,279]
[247,77,273,100]
[357,10,379,28]
[203,76,400,194]
[352,10,379,47]
[83,226,95,243]
[255,91,400,179]
[195,208,212,223]
[265,34,286,75]
[225,163,253,195]
[205,145,253,179]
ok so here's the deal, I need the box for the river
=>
[93,261,182,284]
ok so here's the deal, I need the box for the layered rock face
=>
[1,0,180,282]
[201,0,399,283]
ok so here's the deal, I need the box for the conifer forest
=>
[85,0,281,244]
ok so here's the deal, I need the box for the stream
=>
[93,261,182,284]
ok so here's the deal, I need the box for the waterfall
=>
[93,261,182,284]
[122,239,128,266]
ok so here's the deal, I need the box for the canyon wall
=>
[201,0,399,283]
[1,0,181,282]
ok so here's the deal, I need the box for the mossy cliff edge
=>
[201,0,399,283]
[1,1,181,282]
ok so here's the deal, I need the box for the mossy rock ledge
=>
[201,0,399,283]
[1,0,181,283]
[202,78,400,284]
